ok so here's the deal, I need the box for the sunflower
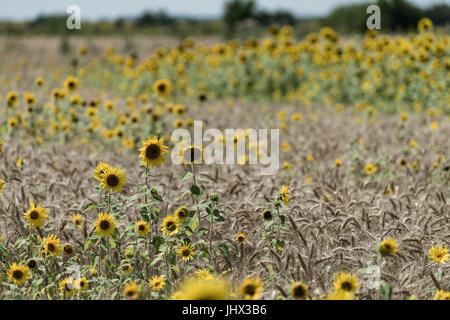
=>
[0,178,5,195]
[434,290,450,300]
[161,214,180,236]
[59,278,76,297]
[148,275,166,291]
[378,238,398,257]
[418,17,433,32]
[8,262,30,285]
[176,241,196,261]
[138,136,169,168]
[429,245,449,264]
[0,138,4,154]
[333,272,359,293]
[175,277,231,300]
[42,234,62,256]
[235,233,247,244]
[136,220,150,237]
[261,209,273,221]
[64,76,79,91]
[93,162,111,181]
[63,243,75,258]
[326,290,355,300]
[99,166,127,193]
[35,76,44,86]
[174,206,189,222]
[77,277,88,291]
[70,213,84,228]
[280,185,290,206]
[153,79,171,96]
[94,212,117,238]
[287,281,308,300]
[364,163,378,175]
[179,145,204,165]
[23,201,48,229]
[123,282,140,300]
[239,277,264,300]
[196,269,213,280]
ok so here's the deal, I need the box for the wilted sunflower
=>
[280,185,290,206]
[93,162,110,181]
[161,214,180,236]
[261,209,273,221]
[94,212,117,238]
[0,178,5,195]
[176,241,196,261]
[59,278,76,297]
[153,79,171,96]
[148,275,166,291]
[8,262,30,285]
[99,166,127,193]
[290,281,309,299]
[333,272,359,293]
[429,245,449,264]
[123,282,140,300]
[24,201,48,229]
[239,277,264,300]
[138,136,169,168]
[70,213,84,228]
[174,277,231,300]
[378,238,398,257]
[179,145,204,165]
[136,220,150,237]
[63,243,75,258]
[174,206,189,222]
[42,234,62,256]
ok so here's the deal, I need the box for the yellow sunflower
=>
[378,238,398,257]
[161,214,180,236]
[123,282,140,300]
[176,242,196,261]
[64,76,79,91]
[333,272,359,293]
[42,234,62,256]
[59,278,77,297]
[138,136,169,168]
[93,162,111,181]
[0,138,4,154]
[136,220,150,237]
[326,290,355,300]
[364,163,378,175]
[175,277,231,300]
[8,262,30,285]
[148,275,166,291]
[429,245,449,264]
[0,178,6,195]
[434,290,450,300]
[290,281,309,299]
[179,145,204,165]
[239,277,264,300]
[70,213,84,228]
[174,206,189,222]
[94,212,117,238]
[77,277,88,291]
[196,269,213,280]
[153,79,171,96]
[281,185,290,206]
[99,166,127,193]
[235,233,247,244]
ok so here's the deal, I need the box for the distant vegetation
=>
[0,0,449,38]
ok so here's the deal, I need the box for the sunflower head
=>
[42,234,62,256]
[239,277,264,300]
[77,277,88,291]
[176,241,196,261]
[123,282,140,300]
[136,220,150,237]
[280,185,290,206]
[174,277,231,300]
[153,79,171,96]
[333,272,359,293]
[70,213,84,228]
[434,289,450,300]
[63,243,75,258]
[148,275,166,291]
[8,262,30,285]
[174,206,189,222]
[179,145,204,165]
[290,281,309,299]
[0,178,6,195]
[94,212,118,238]
[378,238,398,257]
[59,278,77,297]
[23,201,48,229]
[99,166,127,193]
[161,214,180,236]
[429,245,449,264]
[138,136,169,168]
[262,209,273,221]
[196,269,213,280]
[93,162,111,181]
[235,233,247,244]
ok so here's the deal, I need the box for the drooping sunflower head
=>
[153,79,171,96]
[8,262,30,285]
[176,241,196,261]
[429,245,449,264]
[333,272,359,293]
[123,282,140,300]
[70,213,84,228]
[175,277,231,300]
[136,220,150,237]
[94,212,117,238]
[99,166,127,193]
[179,145,204,165]
[59,278,76,297]
[239,277,264,300]
[235,233,247,244]
[161,214,180,236]
[378,238,398,257]
[42,234,62,256]
[280,185,290,206]
[174,206,189,222]
[290,281,309,299]
[93,162,111,181]
[148,275,166,291]
[138,136,169,168]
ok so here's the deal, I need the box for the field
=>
[0,21,449,300]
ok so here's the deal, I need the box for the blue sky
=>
[0,0,447,21]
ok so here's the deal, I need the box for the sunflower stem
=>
[191,163,201,228]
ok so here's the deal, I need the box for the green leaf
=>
[153,236,165,251]
[82,203,96,213]
[181,172,193,180]
[218,243,230,257]
[380,282,392,300]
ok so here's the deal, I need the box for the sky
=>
[0,0,447,21]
